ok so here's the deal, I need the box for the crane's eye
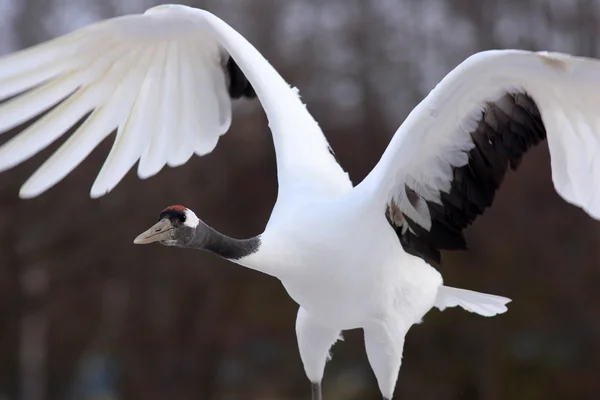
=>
[179,214,186,223]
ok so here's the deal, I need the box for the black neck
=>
[188,223,260,260]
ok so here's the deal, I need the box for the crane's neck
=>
[185,222,270,275]
[198,224,260,259]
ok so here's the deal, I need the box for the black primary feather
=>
[226,57,257,99]
[390,92,546,266]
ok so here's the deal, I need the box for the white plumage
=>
[1,5,600,399]
[360,50,600,228]
[434,286,510,317]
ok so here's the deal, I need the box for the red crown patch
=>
[161,205,187,213]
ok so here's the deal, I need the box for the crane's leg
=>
[311,382,321,400]
[364,319,408,400]
[296,307,341,400]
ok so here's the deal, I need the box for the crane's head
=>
[133,205,201,247]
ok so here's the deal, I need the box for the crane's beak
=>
[133,219,174,244]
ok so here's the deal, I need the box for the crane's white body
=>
[238,194,445,397]
[2,4,600,399]
[247,195,441,328]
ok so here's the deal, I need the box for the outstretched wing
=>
[0,5,350,199]
[357,50,600,265]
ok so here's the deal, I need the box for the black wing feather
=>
[389,92,546,266]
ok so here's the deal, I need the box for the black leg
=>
[311,382,322,400]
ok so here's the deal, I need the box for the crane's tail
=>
[434,286,511,317]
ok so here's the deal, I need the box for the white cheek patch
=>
[183,209,200,228]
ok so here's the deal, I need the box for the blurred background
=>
[1,0,600,399]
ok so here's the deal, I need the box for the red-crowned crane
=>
[2,5,600,399]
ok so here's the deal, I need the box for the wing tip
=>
[136,165,161,180]
[90,178,112,198]
[18,185,40,199]
[90,186,108,199]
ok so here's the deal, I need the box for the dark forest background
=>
[1,0,600,399]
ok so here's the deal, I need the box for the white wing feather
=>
[358,50,600,223]
[435,286,511,317]
[0,5,350,199]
